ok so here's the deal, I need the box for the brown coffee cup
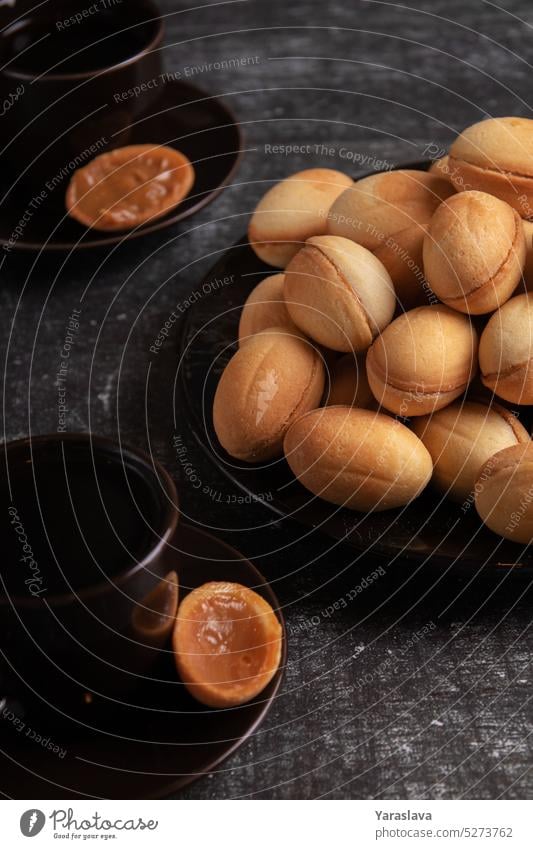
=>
[0,433,180,719]
[0,0,164,188]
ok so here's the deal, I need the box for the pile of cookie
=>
[213,117,533,545]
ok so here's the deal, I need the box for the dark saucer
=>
[0,80,242,252]
[0,524,286,799]
[176,161,533,574]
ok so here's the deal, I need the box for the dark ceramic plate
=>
[0,80,241,252]
[0,523,286,799]
[177,162,533,573]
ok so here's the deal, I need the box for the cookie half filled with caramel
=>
[173,581,283,708]
[66,144,195,231]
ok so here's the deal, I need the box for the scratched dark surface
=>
[2,0,533,799]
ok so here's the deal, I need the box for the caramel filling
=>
[66,144,194,231]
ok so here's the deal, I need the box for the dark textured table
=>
[2,0,533,799]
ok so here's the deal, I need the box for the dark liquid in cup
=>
[1,440,164,598]
[3,6,158,75]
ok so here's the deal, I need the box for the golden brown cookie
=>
[213,326,325,461]
[248,168,353,267]
[423,190,525,314]
[284,406,433,511]
[366,305,478,416]
[284,235,395,352]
